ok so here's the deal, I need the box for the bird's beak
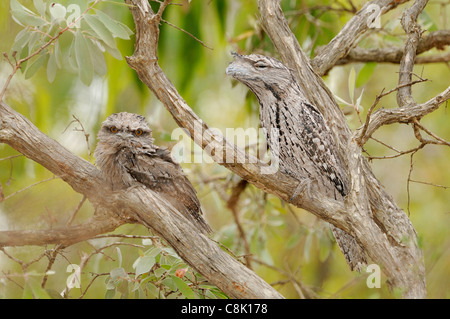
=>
[116,132,133,139]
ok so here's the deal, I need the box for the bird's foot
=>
[290,179,313,203]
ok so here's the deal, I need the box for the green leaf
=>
[110,267,127,280]
[154,267,167,278]
[171,275,197,299]
[95,9,132,39]
[10,0,35,14]
[356,62,377,88]
[46,51,57,82]
[74,29,94,85]
[105,288,116,299]
[84,14,116,48]
[146,282,160,298]
[24,52,46,79]
[286,229,305,249]
[103,42,123,60]
[24,278,52,299]
[11,9,46,27]
[348,67,356,102]
[355,88,365,113]
[116,247,123,267]
[67,38,78,72]
[161,277,177,291]
[135,256,156,277]
[33,0,46,16]
[54,39,62,68]
[11,28,32,55]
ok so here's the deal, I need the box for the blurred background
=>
[0,0,448,298]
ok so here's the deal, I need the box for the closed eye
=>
[254,60,268,69]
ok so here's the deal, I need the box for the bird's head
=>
[226,52,295,100]
[96,112,154,153]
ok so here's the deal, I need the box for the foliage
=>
[0,0,449,299]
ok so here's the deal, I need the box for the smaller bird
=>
[94,112,211,233]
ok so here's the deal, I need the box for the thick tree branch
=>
[0,215,123,247]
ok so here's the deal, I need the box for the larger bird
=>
[94,112,211,234]
[226,53,366,270]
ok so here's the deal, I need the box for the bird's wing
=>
[123,147,211,233]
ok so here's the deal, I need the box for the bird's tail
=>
[331,225,367,272]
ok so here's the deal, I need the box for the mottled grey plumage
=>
[226,53,366,270]
[94,112,211,233]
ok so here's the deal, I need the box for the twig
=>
[226,179,251,268]
[161,19,213,50]
[2,176,58,202]
[64,115,92,162]
[412,118,450,146]
[409,179,449,189]
[356,78,428,146]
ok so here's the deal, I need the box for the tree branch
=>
[0,100,283,299]
[311,0,412,76]
[356,86,450,145]
[335,30,450,65]
[0,215,123,247]
[397,0,429,107]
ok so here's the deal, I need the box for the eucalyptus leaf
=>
[10,0,35,15]
[46,51,57,82]
[135,256,156,277]
[356,62,377,88]
[146,282,160,299]
[54,39,62,69]
[84,14,116,48]
[27,31,42,55]
[33,0,46,17]
[94,9,132,39]
[11,28,32,56]
[11,9,46,27]
[171,275,197,299]
[348,67,356,102]
[103,42,123,60]
[104,288,116,299]
[116,247,123,268]
[24,53,46,79]
[74,29,94,85]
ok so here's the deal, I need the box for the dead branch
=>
[397,0,428,107]
[335,30,450,65]
[311,0,412,76]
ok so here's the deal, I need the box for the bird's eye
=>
[254,61,268,69]
[110,126,118,133]
[134,129,143,136]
